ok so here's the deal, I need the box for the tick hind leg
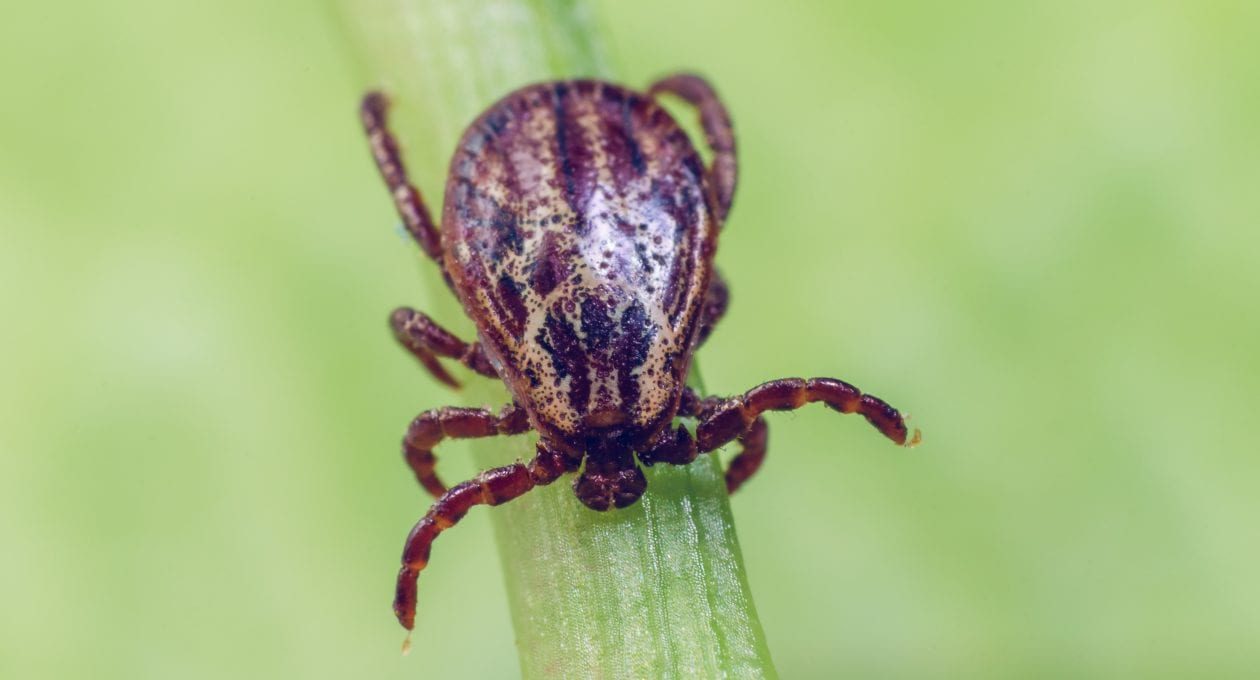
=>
[648,74,737,223]
[695,377,920,478]
[695,269,729,347]
[361,92,444,263]
[391,308,498,388]
[401,403,531,498]
[394,441,577,630]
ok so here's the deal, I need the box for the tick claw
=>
[897,412,922,448]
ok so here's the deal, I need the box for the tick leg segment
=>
[394,441,576,630]
[391,308,498,388]
[696,378,921,455]
[695,268,729,347]
[723,417,767,494]
[361,92,444,262]
[675,387,768,493]
[639,422,698,467]
[402,403,531,498]
[648,74,737,223]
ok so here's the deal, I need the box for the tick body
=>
[360,76,920,631]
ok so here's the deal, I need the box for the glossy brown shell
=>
[441,80,716,452]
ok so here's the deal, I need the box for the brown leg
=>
[402,404,531,498]
[696,378,921,454]
[695,269,729,348]
[723,417,767,494]
[391,308,498,388]
[648,74,737,223]
[394,441,576,630]
[669,387,768,493]
[361,92,444,262]
[639,422,697,467]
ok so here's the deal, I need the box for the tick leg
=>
[361,92,444,263]
[723,417,767,494]
[402,403,531,498]
[391,308,498,388]
[695,268,729,347]
[674,387,768,493]
[648,74,737,223]
[394,441,576,630]
[639,423,697,467]
[696,378,921,455]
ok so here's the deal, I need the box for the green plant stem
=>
[337,2,776,676]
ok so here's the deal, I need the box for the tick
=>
[359,75,921,631]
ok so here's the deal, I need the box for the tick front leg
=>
[361,92,444,263]
[648,74,737,223]
[402,403,531,498]
[673,387,768,493]
[394,441,576,630]
[723,417,767,494]
[391,308,498,388]
[696,378,921,455]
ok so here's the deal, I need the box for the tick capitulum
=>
[360,75,921,631]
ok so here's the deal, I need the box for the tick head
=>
[548,420,657,512]
[572,444,648,511]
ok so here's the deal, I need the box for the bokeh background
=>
[4,1,1259,677]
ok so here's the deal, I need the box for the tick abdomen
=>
[443,81,715,446]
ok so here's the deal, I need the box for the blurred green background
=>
[3,1,1259,677]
